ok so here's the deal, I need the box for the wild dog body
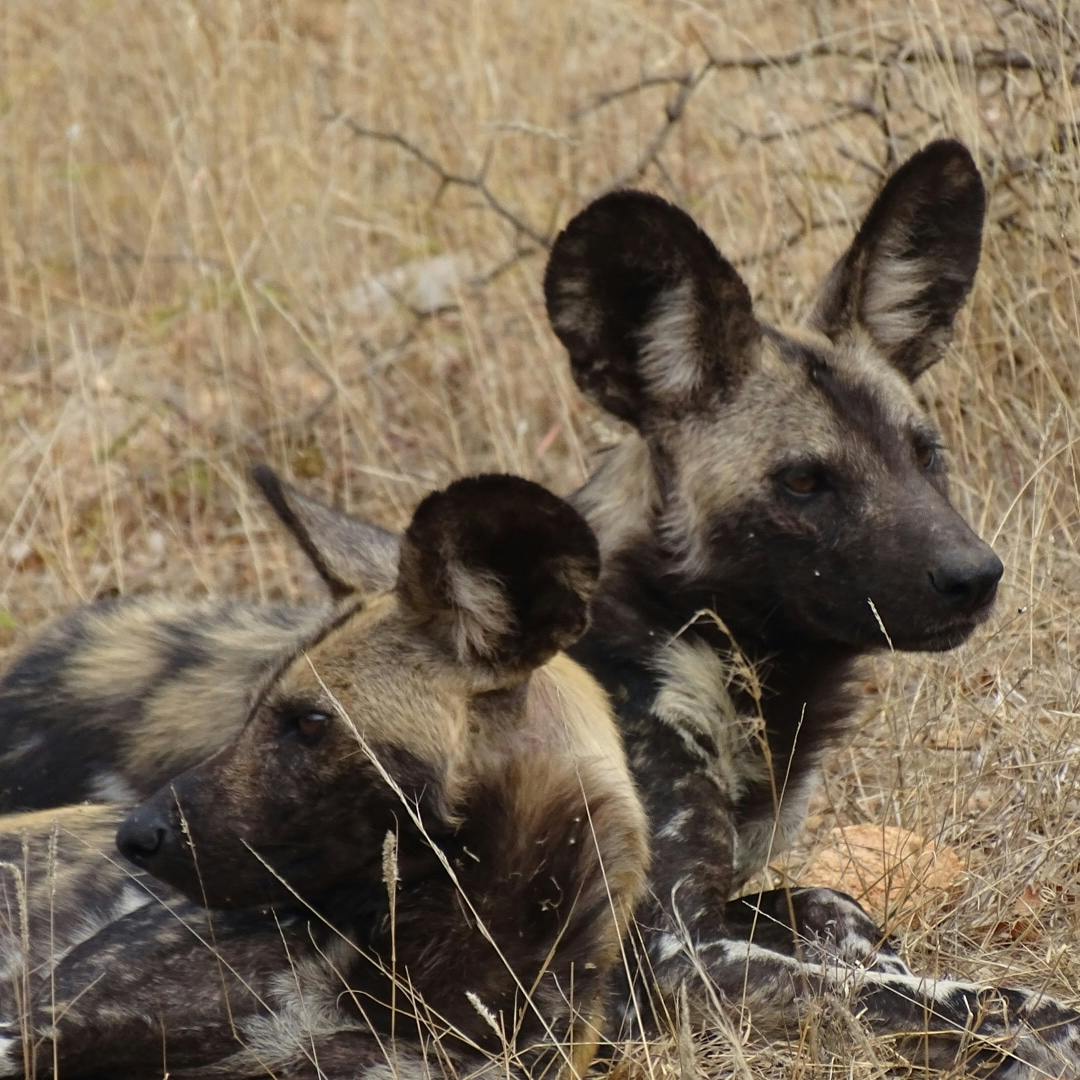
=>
[0,599,325,811]
[541,143,1080,1073]
[0,476,648,1080]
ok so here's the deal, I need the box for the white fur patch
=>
[445,560,514,661]
[861,245,928,349]
[650,639,768,802]
[0,1034,17,1076]
[89,770,138,804]
[637,279,701,400]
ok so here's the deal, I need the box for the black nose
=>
[116,808,168,865]
[930,550,1004,612]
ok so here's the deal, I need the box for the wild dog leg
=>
[633,887,1080,1078]
[724,887,914,976]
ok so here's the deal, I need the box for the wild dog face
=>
[117,474,602,908]
[544,140,1001,652]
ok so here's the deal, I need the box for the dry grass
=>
[0,0,1078,1075]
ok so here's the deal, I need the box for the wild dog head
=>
[544,140,1001,652]
[116,473,602,908]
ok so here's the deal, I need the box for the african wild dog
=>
[1,140,1078,1075]
[0,474,648,1079]
[541,140,1080,1073]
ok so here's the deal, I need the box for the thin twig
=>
[327,116,550,247]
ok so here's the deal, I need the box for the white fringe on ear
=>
[861,242,930,350]
[637,278,702,400]
[445,561,515,661]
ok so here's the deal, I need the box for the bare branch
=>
[328,115,551,248]
[572,71,696,119]
[606,60,715,190]
[698,37,1080,84]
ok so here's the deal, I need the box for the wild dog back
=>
[3,475,648,1079]
[0,598,325,811]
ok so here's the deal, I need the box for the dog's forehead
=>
[765,324,929,435]
[267,597,436,715]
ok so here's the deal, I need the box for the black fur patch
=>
[397,474,601,669]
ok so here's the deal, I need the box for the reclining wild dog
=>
[1,140,1078,1075]
[0,475,648,1078]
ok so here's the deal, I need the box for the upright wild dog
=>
[1,141,1078,1075]
[0,475,648,1079]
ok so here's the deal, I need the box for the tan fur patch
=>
[651,639,768,802]
[444,560,515,661]
[571,436,657,564]
[637,279,702,399]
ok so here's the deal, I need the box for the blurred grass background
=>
[1,1,1078,1074]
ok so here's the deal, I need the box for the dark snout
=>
[116,802,168,863]
[117,790,193,883]
[891,506,1004,650]
[929,545,1003,614]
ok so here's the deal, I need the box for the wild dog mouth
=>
[888,619,980,653]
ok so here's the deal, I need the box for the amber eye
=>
[295,711,331,744]
[916,443,940,471]
[781,467,823,497]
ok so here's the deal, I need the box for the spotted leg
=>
[625,884,1080,1078]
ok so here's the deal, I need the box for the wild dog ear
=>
[250,466,401,599]
[809,140,986,381]
[544,190,760,429]
[396,475,600,674]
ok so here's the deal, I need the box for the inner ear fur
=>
[251,466,401,600]
[809,139,987,380]
[544,190,760,429]
[396,475,600,673]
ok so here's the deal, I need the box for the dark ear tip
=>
[916,138,976,165]
[250,464,282,498]
[905,139,985,196]
[401,474,601,664]
[250,464,293,519]
[409,474,600,584]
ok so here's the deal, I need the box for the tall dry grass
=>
[0,0,1078,1075]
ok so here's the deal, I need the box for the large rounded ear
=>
[250,466,401,600]
[809,140,987,381]
[396,476,600,675]
[543,190,760,429]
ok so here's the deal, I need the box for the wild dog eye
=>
[280,708,332,745]
[779,466,825,498]
[915,442,942,471]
